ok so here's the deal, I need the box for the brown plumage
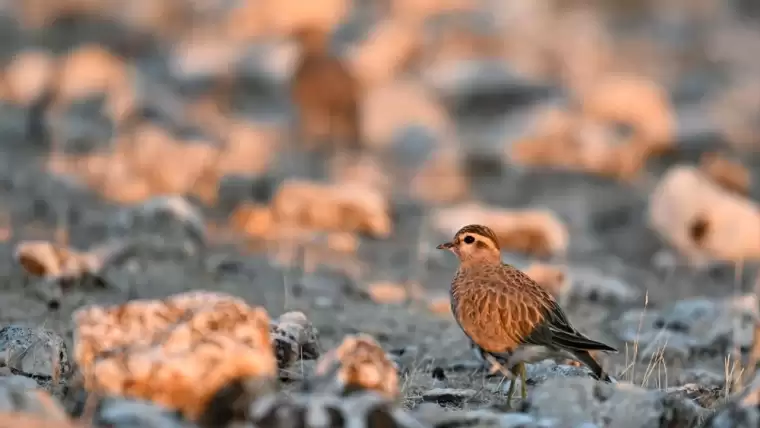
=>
[290,27,362,155]
[437,224,617,406]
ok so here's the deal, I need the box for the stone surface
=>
[0,375,68,420]
[612,295,757,361]
[94,397,194,428]
[249,390,424,428]
[422,388,478,406]
[0,326,71,382]
[524,377,709,427]
[414,404,542,428]
[270,311,320,370]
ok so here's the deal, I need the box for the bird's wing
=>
[499,264,617,353]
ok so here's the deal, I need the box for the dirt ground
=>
[0,2,760,424]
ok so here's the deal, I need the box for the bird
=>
[290,26,362,158]
[436,224,617,407]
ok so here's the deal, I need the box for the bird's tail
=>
[551,330,618,353]
[572,350,616,383]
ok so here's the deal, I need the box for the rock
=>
[648,165,760,266]
[566,266,639,304]
[524,377,710,427]
[249,390,424,428]
[314,334,399,399]
[422,388,478,406]
[112,195,206,250]
[676,368,725,389]
[703,373,760,428]
[94,397,193,428]
[665,383,725,409]
[0,376,69,420]
[0,325,71,382]
[414,404,540,428]
[612,295,757,360]
[72,290,277,421]
[270,311,320,370]
[422,59,545,109]
[47,95,114,155]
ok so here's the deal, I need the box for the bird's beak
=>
[436,242,454,251]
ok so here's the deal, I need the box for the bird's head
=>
[436,224,502,264]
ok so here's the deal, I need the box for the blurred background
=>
[2,0,760,395]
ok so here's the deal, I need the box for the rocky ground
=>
[1,1,760,427]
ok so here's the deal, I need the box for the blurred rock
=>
[0,325,70,383]
[47,95,114,155]
[676,368,725,389]
[270,179,392,239]
[113,195,206,250]
[361,79,454,151]
[566,266,639,304]
[703,373,760,428]
[580,74,674,155]
[524,377,709,427]
[314,334,399,399]
[433,203,568,258]
[0,375,68,420]
[72,290,277,421]
[94,397,193,428]
[414,404,539,428]
[524,263,569,302]
[270,311,320,370]
[423,60,549,113]
[3,49,55,107]
[248,390,423,428]
[649,165,760,266]
[612,294,757,360]
[347,19,420,88]
[15,239,136,308]
[422,388,477,406]
[410,149,470,206]
[665,383,725,409]
[699,152,751,196]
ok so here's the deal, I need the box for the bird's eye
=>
[463,235,475,244]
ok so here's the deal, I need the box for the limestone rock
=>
[72,291,276,421]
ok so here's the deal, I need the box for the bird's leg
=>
[504,372,517,409]
[483,353,518,409]
[518,362,528,400]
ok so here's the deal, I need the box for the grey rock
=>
[0,375,68,420]
[249,391,425,428]
[0,325,71,380]
[421,59,546,103]
[566,266,639,304]
[95,397,193,428]
[390,125,439,169]
[1,374,39,390]
[676,368,725,388]
[703,373,760,428]
[612,295,757,361]
[524,377,709,428]
[665,383,725,409]
[113,195,206,250]
[422,388,478,406]
[48,95,114,155]
[415,403,539,428]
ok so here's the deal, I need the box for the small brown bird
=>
[437,224,617,406]
[290,26,362,156]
